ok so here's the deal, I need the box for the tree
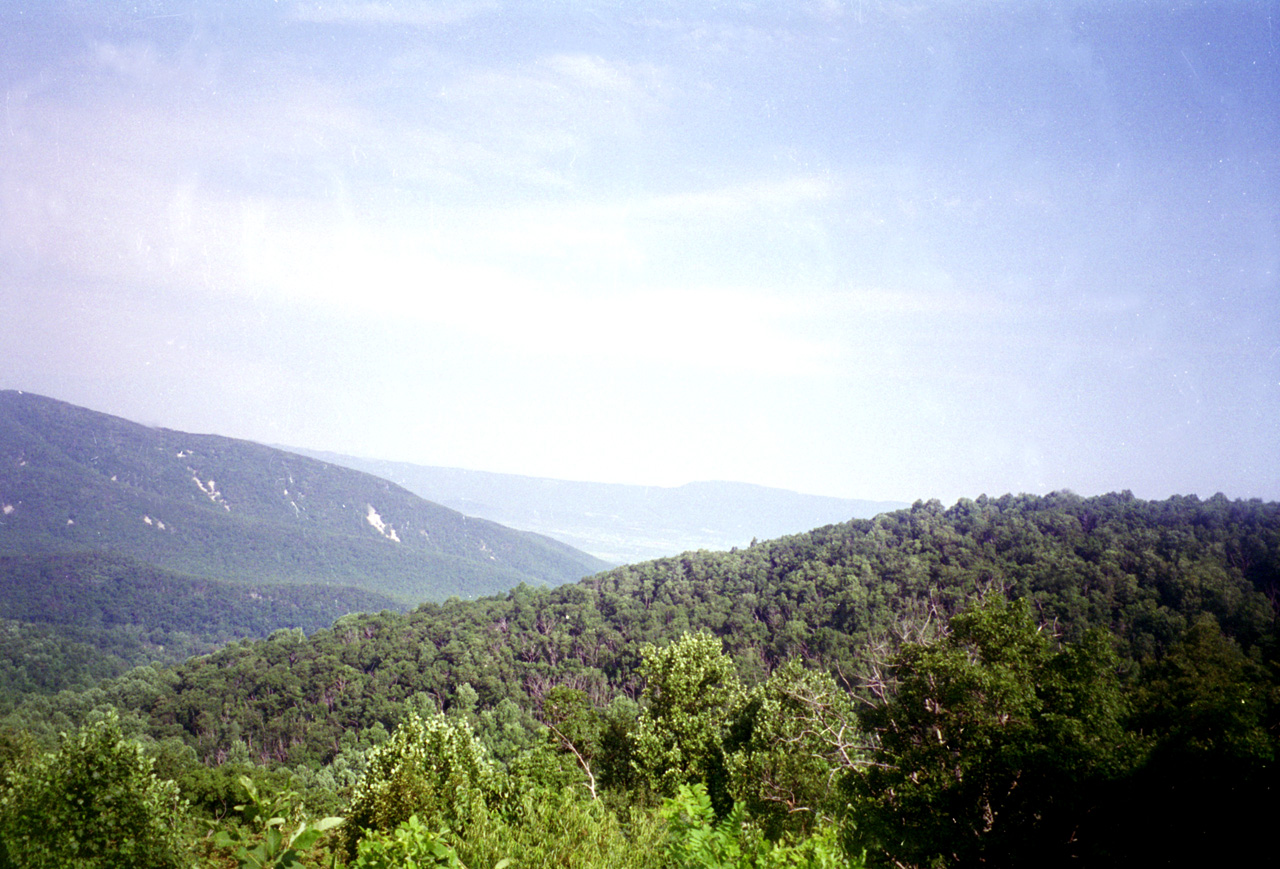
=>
[340,711,497,860]
[0,709,189,869]
[632,632,741,799]
[1112,615,1280,865]
[540,686,603,798]
[845,597,1133,867]
[725,658,862,839]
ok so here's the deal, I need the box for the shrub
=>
[340,711,496,859]
[0,710,189,869]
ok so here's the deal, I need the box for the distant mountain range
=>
[284,450,908,563]
[0,389,900,697]
[0,390,609,604]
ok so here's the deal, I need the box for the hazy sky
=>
[1,0,1276,503]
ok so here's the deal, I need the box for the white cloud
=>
[234,207,837,376]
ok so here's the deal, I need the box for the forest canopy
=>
[1,491,1277,866]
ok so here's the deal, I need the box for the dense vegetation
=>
[1,491,1277,866]
[0,552,402,706]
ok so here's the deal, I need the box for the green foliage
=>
[1134,614,1276,764]
[151,749,313,823]
[0,728,37,780]
[596,695,642,794]
[663,784,752,869]
[458,784,664,869]
[634,632,741,797]
[0,552,403,708]
[14,491,1274,781]
[540,686,604,796]
[341,711,497,859]
[0,617,140,705]
[0,709,189,869]
[1106,615,1280,865]
[662,783,852,869]
[846,597,1134,867]
[210,775,343,869]
[2,489,1277,864]
[350,765,669,869]
[350,814,466,869]
[472,697,543,765]
[725,659,860,839]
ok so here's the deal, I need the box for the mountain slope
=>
[12,491,1274,767]
[288,450,907,563]
[0,391,609,602]
[0,551,403,703]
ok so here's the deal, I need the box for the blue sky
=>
[1,0,1276,503]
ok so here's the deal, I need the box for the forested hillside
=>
[0,552,401,705]
[20,491,1271,758]
[2,491,1275,867]
[0,390,610,602]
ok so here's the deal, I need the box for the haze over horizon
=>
[2,1,1276,505]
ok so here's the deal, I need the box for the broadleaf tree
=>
[0,709,190,869]
[633,631,741,803]
[845,597,1134,867]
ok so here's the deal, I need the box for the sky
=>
[0,0,1276,504]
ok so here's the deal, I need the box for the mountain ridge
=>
[9,490,1276,766]
[0,390,609,603]
[285,449,909,563]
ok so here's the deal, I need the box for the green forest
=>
[1,491,1277,867]
[0,552,404,704]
